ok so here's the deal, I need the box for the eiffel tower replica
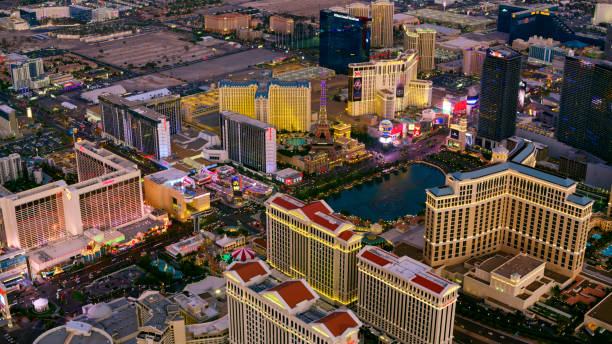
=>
[313,72,333,145]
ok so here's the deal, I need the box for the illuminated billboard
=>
[450,129,460,139]
[379,120,393,136]
[442,100,452,115]
[352,77,362,101]
[396,84,404,98]
[434,118,444,125]
[454,100,467,113]
[465,133,474,146]
[231,176,242,191]
[413,125,421,137]
[467,95,479,105]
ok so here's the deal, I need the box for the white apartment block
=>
[225,259,361,344]
[357,246,459,344]
[0,153,22,184]
[265,193,362,305]
[348,49,432,117]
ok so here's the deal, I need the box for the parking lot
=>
[72,31,231,71]
[158,48,283,82]
[85,265,145,301]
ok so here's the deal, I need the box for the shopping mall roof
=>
[357,246,458,297]
[439,37,482,51]
[33,321,113,344]
[185,315,229,337]
[585,293,612,329]
[136,291,182,332]
[144,168,186,185]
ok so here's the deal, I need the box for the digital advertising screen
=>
[352,77,362,101]
[451,129,460,139]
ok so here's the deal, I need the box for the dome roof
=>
[86,303,112,320]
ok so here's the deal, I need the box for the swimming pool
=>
[602,245,612,257]
[286,137,307,146]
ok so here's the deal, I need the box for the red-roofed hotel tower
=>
[265,193,362,305]
[357,246,459,344]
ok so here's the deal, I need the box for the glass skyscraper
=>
[558,56,612,162]
[319,10,370,75]
[477,48,522,146]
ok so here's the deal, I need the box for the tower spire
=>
[314,71,332,144]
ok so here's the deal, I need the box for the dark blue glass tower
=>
[558,56,612,162]
[319,10,370,75]
[477,48,522,144]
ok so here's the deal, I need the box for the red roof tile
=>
[270,194,304,211]
[314,311,359,337]
[301,201,342,232]
[267,280,316,309]
[412,274,444,294]
[360,250,392,267]
[338,230,355,241]
[228,261,267,283]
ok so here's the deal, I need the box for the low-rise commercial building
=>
[144,168,210,222]
[463,253,554,311]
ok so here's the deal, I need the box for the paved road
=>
[455,315,533,344]
[582,264,612,285]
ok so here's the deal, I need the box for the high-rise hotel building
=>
[403,27,436,73]
[347,2,369,18]
[0,153,23,184]
[265,193,362,305]
[557,56,612,163]
[68,140,143,232]
[99,94,171,159]
[371,0,393,48]
[220,111,277,174]
[225,259,361,344]
[348,49,432,117]
[0,140,143,250]
[319,10,370,75]
[357,246,459,344]
[424,142,593,277]
[477,47,522,148]
[219,80,311,132]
